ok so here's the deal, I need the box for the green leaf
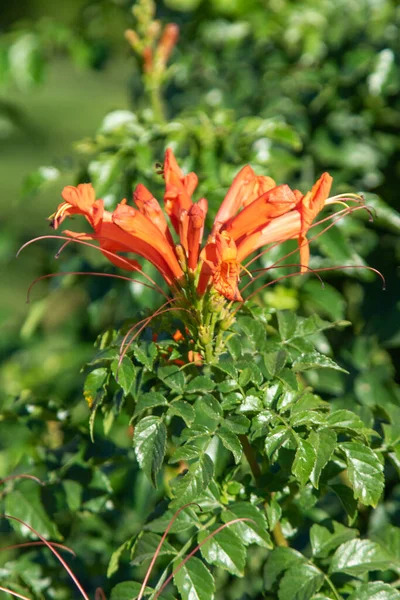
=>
[329,484,358,524]
[186,376,216,394]
[265,427,291,461]
[278,563,324,600]
[340,442,384,507]
[168,399,196,426]
[240,394,263,413]
[221,502,272,548]
[173,556,215,600]
[226,335,242,360]
[265,496,282,530]
[83,367,108,409]
[309,429,337,488]
[5,489,61,540]
[214,358,238,378]
[198,525,246,577]
[110,581,153,600]
[277,310,297,340]
[310,520,358,558]
[330,539,393,575]
[158,365,186,393]
[111,356,135,396]
[107,539,132,578]
[134,392,168,416]
[133,416,167,486]
[326,410,369,434]
[133,343,156,371]
[195,395,222,421]
[264,349,287,376]
[348,582,400,600]
[264,547,306,590]
[62,480,82,512]
[145,506,199,534]
[217,428,242,464]
[292,438,316,486]
[170,454,214,508]
[293,352,348,373]
[223,415,250,434]
[131,532,177,565]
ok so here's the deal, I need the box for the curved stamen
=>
[25,271,162,304]
[240,263,324,294]
[0,586,31,600]
[0,474,43,486]
[17,235,168,299]
[0,541,75,556]
[1,514,89,600]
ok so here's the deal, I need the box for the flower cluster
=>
[49,148,335,304]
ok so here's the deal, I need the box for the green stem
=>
[324,573,342,600]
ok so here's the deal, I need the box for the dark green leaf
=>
[309,429,337,488]
[195,395,222,421]
[264,350,287,376]
[158,365,186,393]
[217,428,242,464]
[348,582,400,600]
[265,427,291,461]
[264,547,305,590]
[278,563,324,600]
[5,489,61,540]
[277,310,297,340]
[223,415,250,434]
[329,484,358,524]
[310,520,358,558]
[133,416,167,486]
[293,352,348,373]
[134,392,168,416]
[107,539,132,578]
[292,438,316,486]
[131,532,177,565]
[186,376,216,394]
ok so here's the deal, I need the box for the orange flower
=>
[48,150,336,304]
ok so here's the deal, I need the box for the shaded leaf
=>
[133,416,167,486]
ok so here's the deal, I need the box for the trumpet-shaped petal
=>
[201,232,242,301]
[163,148,198,233]
[134,183,174,245]
[223,184,297,241]
[212,166,276,234]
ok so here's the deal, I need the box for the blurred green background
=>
[1,0,400,597]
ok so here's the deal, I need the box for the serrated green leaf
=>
[309,429,337,488]
[310,520,358,558]
[131,532,177,565]
[330,539,393,575]
[214,358,238,378]
[277,310,297,340]
[62,480,82,512]
[329,484,358,524]
[265,426,291,461]
[217,428,242,464]
[186,376,216,394]
[145,506,199,534]
[107,539,132,578]
[278,563,324,600]
[173,556,215,600]
[110,581,153,600]
[265,496,282,530]
[223,414,250,434]
[134,392,168,416]
[348,582,400,600]
[292,438,316,486]
[168,399,196,426]
[293,352,348,373]
[195,395,222,421]
[327,410,369,434]
[5,489,61,540]
[170,454,214,508]
[111,356,135,396]
[158,365,186,393]
[226,335,242,360]
[290,410,326,428]
[133,343,155,371]
[340,441,384,507]
[198,525,246,576]
[264,349,287,376]
[133,416,167,486]
[221,502,272,548]
[83,367,108,408]
[264,547,306,590]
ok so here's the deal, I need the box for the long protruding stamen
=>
[240,263,324,294]
[137,503,201,600]
[0,541,76,556]
[1,514,90,600]
[0,586,31,600]
[17,235,168,299]
[25,271,162,304]
[0,474,43,486]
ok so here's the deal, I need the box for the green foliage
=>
[1,0,400,599]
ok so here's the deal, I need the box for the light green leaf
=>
[111,356,135,396]
[5,489,61,540]
[186,376,216,394]
[173,556,215,600]
[293,352,348,373]
[133,416,167,486]
[131,532,177,565]
[348,582,400,600]
[168,399,196,426]
[277,310,297,340]
[265,427,291,461]
[198,526,246,577]
[330,539,393,575]
[158,365,186,393]
[340,441,384,507]
[107,539,132,578]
